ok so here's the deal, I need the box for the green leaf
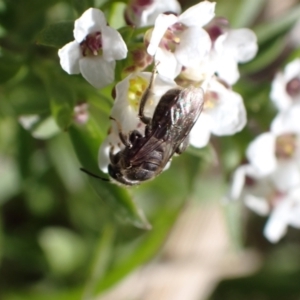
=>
[34,64,76,131]
[2,288,82,300]
[215,0,241,24]
[108,2,127,29]
[0,49,22,83]
[223,200,244,250]
[19,114,61,140]
[36,21,74,48]
[118,26,135,46]
[83,224,115,300]
[286,48,300,63]
[38,227,87,276]
[240,36,286,74]
[231,0,266,28]
[72,0,94,15]
[50,99,73,131]
[0,156,20,205]
[69,125,151,230]
[93,205,182,294]
[254,5,300,44]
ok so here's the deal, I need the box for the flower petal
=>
[179,1,215,27]
[246,132,277,176]
[79,56,115,89]
[155,48,181,79]
[223,29,258,63]
[215,55,240,85]
[271,105,300,134]
[189,113,212,148]
[209,83,247,135]
[181,59,215,82]
[271,161,300,192]
[175,27,211,67]
[102,26,128,61]
[58,41,81,74]
[244,194,269,216]
[147,13,178,56]
[270,71,292,111]
[74,8,106,43]
[264,197,291,243]
[284,58,300,81]
[111,74,141,133]
[229,164,261,200]
[98,132,122,173]
[264,215,288,243]
[139,0,181,27]
[98,137,111,173]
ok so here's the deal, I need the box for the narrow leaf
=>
[94,205,182,294]
[69,125,151,230]
[50,96,74,131]
[254,5,300,44]
[36,21,74,48]
[83,224,115,300]
[240,37,286,74]
[0,50,22,83]
[231,0,266,28]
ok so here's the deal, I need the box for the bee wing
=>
[130,86,204,167]
[151,86,204,143]
[128,128,175,168]
[167,86,204,143]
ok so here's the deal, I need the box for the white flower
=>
[245,106,300,191]
[58,8,128,89]
[98,71,178,172]
[246,132,277,176]
[270,58,300,111]
[264,187,300,243]
[213,28,258,85]
[229,165,300,243]
[189,78,246,148]
[125,0,181,27]
[228,164,264,201]
[246,134,300,192]
[182,22,258,85]
[146,1,215,79]
[271,104,300,133]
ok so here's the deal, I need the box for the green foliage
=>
[36,21,74,48]
[1,0,300,299]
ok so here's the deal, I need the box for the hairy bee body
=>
[108,86,204,186]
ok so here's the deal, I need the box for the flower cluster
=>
[229,58,300,243]
[58,2,258,183]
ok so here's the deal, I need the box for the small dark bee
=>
[81,68,204,186]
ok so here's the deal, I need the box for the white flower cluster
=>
[57,2,258,182]
[229,59,300,243]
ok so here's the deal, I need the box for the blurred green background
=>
[2,0,300,299]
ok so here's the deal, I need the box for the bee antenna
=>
[80,168,110,182]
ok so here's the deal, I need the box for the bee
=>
[81,68,204,186]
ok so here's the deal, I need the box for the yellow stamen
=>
[128,77,148,111]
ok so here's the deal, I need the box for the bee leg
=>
[138,63,158,125]
[145,124,151,137]
[109,116,131,148]
[175,135,190,154]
